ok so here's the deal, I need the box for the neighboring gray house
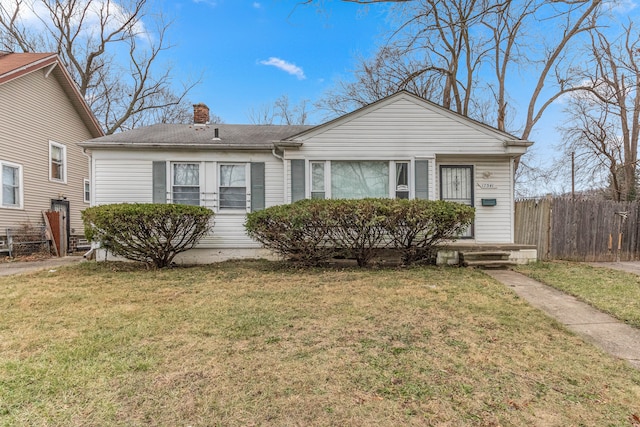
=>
[79,91,536,263]
[0,52,104,253]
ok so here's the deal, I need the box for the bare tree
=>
[0,0,201,134]
[559,19,640,201]
[247,103,276,125]
[315,0,601,145]
[248,95,312,125]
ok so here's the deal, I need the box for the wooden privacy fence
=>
[515,197,640,261]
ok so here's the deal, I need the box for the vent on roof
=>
[214,128,219,138]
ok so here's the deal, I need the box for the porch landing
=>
[436,243,537,266]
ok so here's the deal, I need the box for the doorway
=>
[51,199,70,253]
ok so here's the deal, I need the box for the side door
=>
[440,165,474,237]
[51,198,70,253]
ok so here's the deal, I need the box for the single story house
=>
[79,91,536,264]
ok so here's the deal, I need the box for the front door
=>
[51,199,70,253]
[440,165,474,237]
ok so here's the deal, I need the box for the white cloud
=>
[252,2,262,9]
[605,0,637,14]
[259,57,306,80]
[193,0,218,7]
[2,0,149,42]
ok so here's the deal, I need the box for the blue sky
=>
[162,0,570,167]
[167,0,391,124]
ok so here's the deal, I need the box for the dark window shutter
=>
[251,162,265,212]
[152,161,167,203]
[291,159,305,202]
[415,160,429,200]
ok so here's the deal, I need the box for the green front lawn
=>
[516,261,640,328]
[1,261,639,426]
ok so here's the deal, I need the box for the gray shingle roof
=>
[78,123,314,150]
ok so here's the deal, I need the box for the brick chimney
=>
[193,103,210,124]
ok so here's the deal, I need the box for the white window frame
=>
[307,160,412,200]
[310,161,327,199]
[83,178,91,203]
[171,162,202,206]
[218,163,249,211]
[1,160,23,209]
[49,141,67,183]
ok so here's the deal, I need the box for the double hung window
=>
[395,162,409,199]
[219,164,247,209]
[1,161,22,208]
[49,141,66,182]
[311,162,326,199]
[84,179,91,203]
[172,163,200,206]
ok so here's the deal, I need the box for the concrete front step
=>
[460,251,510,259]
[463,259,518,268]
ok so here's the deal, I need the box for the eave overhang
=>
[504,140,534,155]
[77,142,275,151]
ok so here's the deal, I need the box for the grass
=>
[1,260,639,426]
[516,261,640,328]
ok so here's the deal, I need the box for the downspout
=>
[271,147,287,204]
[510,156,515,244]
[82,147,98,259]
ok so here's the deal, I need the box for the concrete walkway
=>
[588,261,640,275]
[0,255,84,277]
[485,269,640,370]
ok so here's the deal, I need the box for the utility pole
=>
[571,151,575,201]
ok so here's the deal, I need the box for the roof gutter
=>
[77,142,275,151]
[273,140,303,149]
[503,139,533,156]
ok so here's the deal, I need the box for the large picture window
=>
[1,161,22,208]
[331,161,389,199]
[49,141,66,182]
[172,163,200,206]
[219,164,247,209]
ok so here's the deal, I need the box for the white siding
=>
[282,94,519,244]
[288,97,511,160]
[437,157,513,243]
[89,93,525,249]
[91,149,282,249]
[94,159,152,204]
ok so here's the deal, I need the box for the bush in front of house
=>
[384,199,476,265]
[244,199,337,265]
[322,198,392,267]
[82,203,214,268]
[245,198,475,267]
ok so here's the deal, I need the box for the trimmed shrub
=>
[245,198,475,267]
[245,199,337,265]
[82,203,214,268]
[323,198,392,267]
[383,199,475,265]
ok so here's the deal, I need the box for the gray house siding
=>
[0,67,93,241]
